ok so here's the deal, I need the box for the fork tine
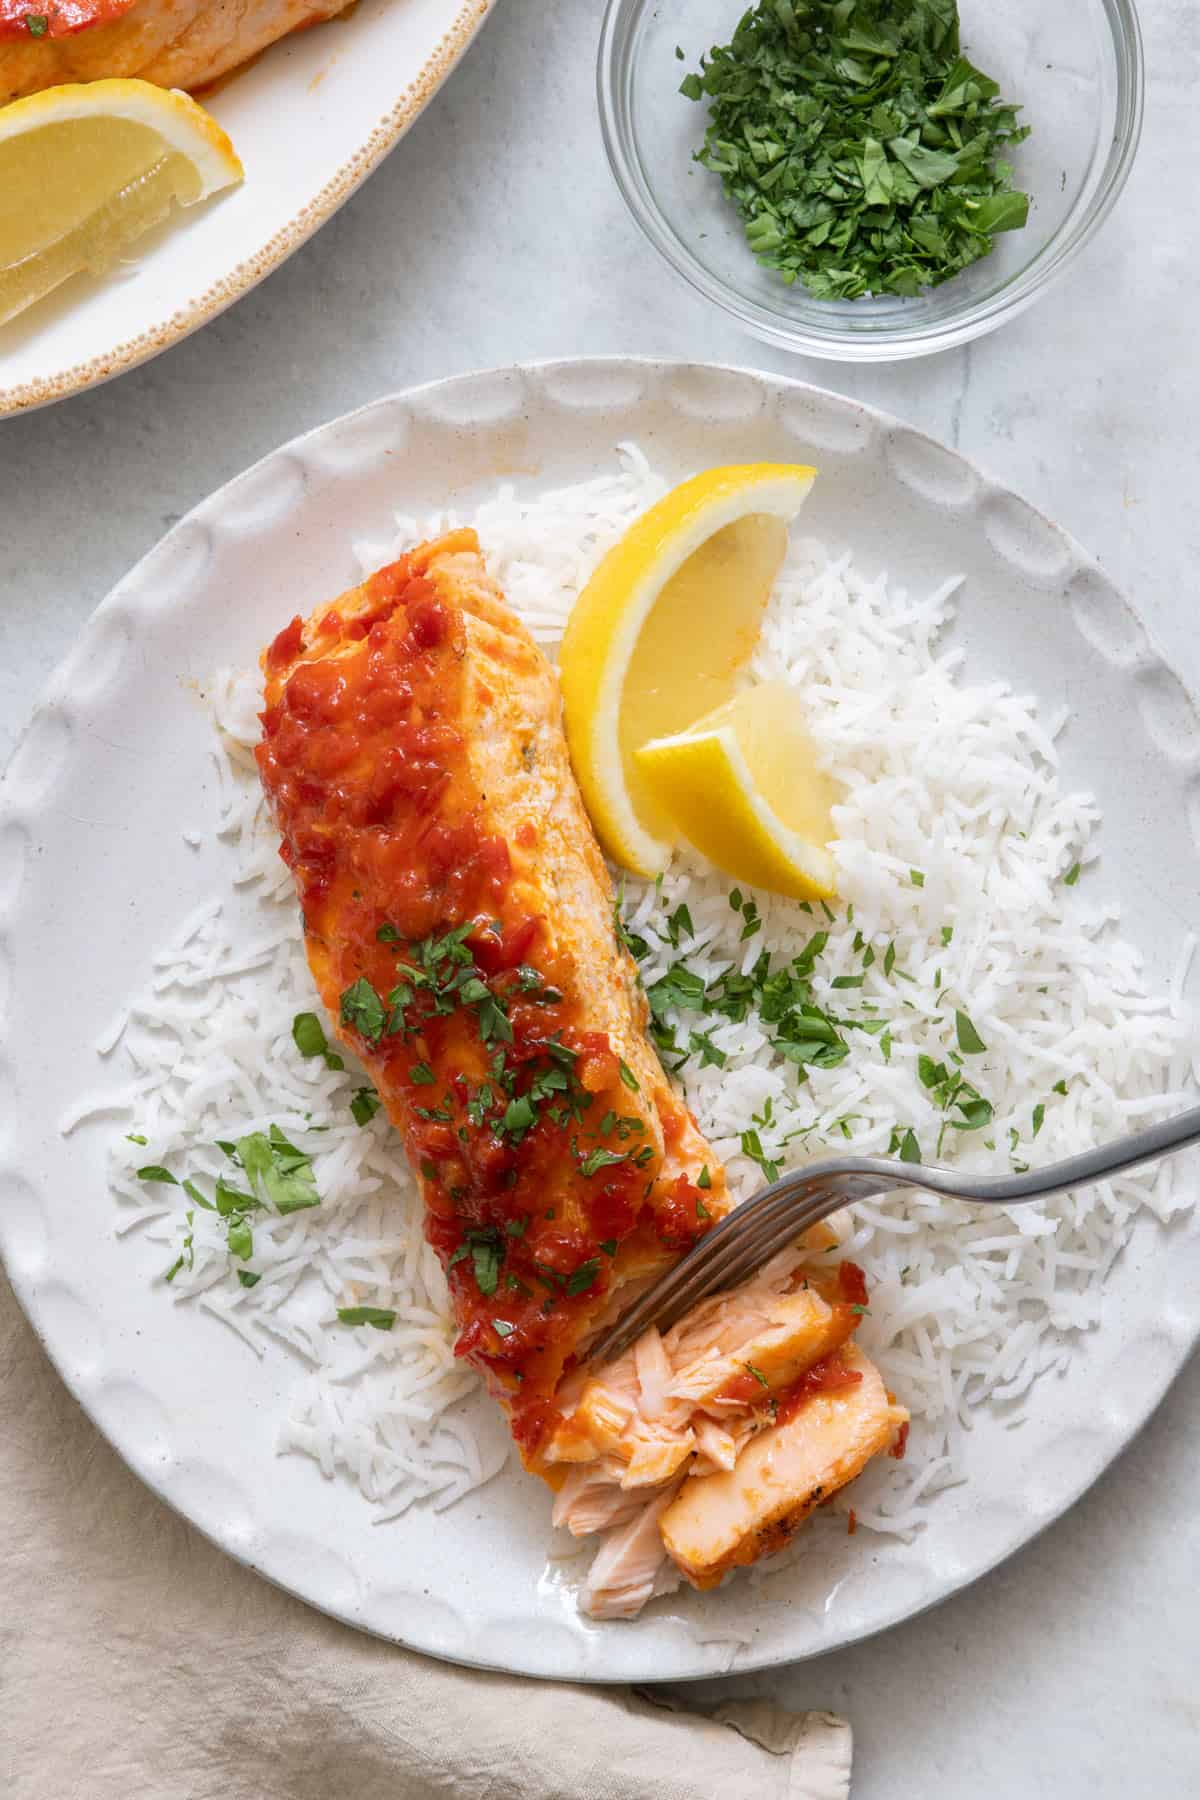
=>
[651,1186,846,1330]
[590,1183,802,1354]
[589,1178,848,1362]
[710,1201,841,1299]
[656,1171,849,1301]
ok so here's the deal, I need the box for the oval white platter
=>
[3,358,1200,1684]
[0,0,495,416]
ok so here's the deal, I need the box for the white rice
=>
[98,444,1195,1555]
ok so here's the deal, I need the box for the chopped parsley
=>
[339,978,386,1043]
[680,0,1030,301]
[918,1052,993,1153]
[226,1216,253,1262]
[577,1145,630,1178]
[745,1362,768,1387]
[740,1128,780,1183]
[350,1086,381,1126]
[457,1228,504,1296]
[1064,861,1081,886]
[164,1210,195,1283]
[894,1127,921,1164]
[214,1177,258,1216]
[292,1010,344,1070]
[230,1125,320,1215]
[137,1164,177,1184]
[736,895,762,940]
[566,1258,601,1296]
[689,1028,727,1069]
[501,1095,538,1144]
[664,903,696,950]
[646,963,707,1044]
[954,1009,987,1055]
[613,881,651,961]
[337,1306,397,1331]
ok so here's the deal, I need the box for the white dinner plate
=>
[0,0,495,416]
[3,359,1200,1683]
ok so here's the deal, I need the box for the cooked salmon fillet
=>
[0,0,351,101]
[660,1343,907,1587]
[257,530,907,1615]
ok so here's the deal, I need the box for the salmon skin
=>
[0,0,352,100]
[257,531,907,1615]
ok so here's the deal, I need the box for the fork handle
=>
[588,1104,1200,1363]
[893,1101,1200,1205]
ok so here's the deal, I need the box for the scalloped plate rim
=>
[2,356,1198,1683]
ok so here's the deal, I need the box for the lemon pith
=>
[559,464,816,876]
[636,681,839,902]
[0,80,242,327]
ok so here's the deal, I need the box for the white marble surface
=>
[3,0,1199,1793]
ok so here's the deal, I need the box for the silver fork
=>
[588,1104,1200,1365]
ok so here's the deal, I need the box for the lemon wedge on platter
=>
[637,679,838,901]
[559,462,816,876]
[0,79,243,328]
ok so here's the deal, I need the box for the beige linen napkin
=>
[2,1274,851,1799]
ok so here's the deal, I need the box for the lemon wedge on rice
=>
[559,463,816,876]
[636,680,839,901]
[0,79,243,328]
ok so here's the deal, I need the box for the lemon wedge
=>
[636,680,839,901]
[559,463,816,875]
[0,79,243,327]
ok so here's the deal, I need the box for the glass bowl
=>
[597,0,1143,362]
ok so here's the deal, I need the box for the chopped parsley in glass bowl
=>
[597,0,1143,361]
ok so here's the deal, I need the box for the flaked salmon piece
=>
[665,1287,858,1409]
[622,1432,695,1490]
[551,1329,696,1488]
[579,1482,682,1622]
[692,1416,739,1474]
[658,1345,908,1590]
[633,1327,673,1417]
[552,1460,647,1537]
[546,1278,858,1471]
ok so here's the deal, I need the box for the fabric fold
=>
[2,1277,852,1800]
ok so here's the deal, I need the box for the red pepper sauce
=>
[257,534,718,1464]
[0,0,137,39]
[772,1354,864,1428]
